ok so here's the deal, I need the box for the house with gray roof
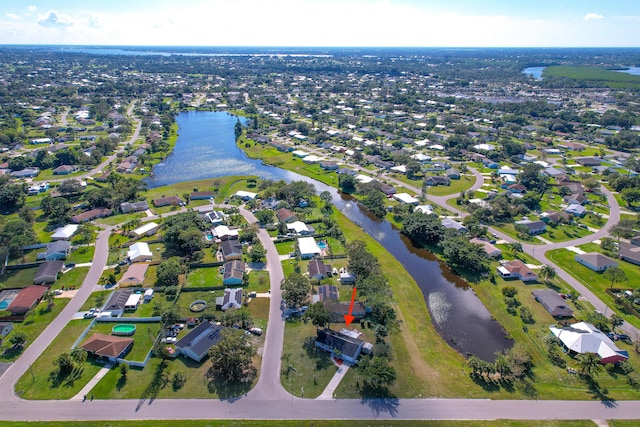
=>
[441,218,467,232]
[515,219,547,235]
[532,289,574,318]
[34,260,64,284]
[315,328,370,364]
[175,322,225,362]
[618,241,640,266]
[40,240,70,261]
[574,253,618,272]
[222,260,245,286]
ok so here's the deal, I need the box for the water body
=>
[145,112,298,188]
[614,67,640,76]
[150,112,512,360]
[522,67,546,80]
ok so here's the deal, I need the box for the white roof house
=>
[124,293,142,310]
[129,222,159,238]
[393,193,419,204]
[51,224,79,241]
[127,242,152,263]
[355,174,374,184]
[549,322,629,364]
[303,155,323,163]
[234,190,257,200]
[291,150,310,158]
[473,143,496,151]
[213,225,239,240]
[415,205,434,215]
[286,221,315,235]
[298,237,321,259]
[391,165,407,173]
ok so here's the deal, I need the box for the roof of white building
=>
[51,224,79,240]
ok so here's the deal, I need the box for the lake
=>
[522,67,546,80]
[149,111,512,360]
[145,111,298,188]
[614,67,640,76]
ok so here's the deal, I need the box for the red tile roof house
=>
[79,333,134,363]
[6,285,48,316]
[497,260,538,282]
[276,208,296,223]
[152,196,183,207]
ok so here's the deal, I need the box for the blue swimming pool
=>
[0,301,8,310]
[317,241,327,250]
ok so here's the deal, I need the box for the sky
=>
[0,0,639,47]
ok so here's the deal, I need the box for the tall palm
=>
[70,347,87,366]
[604,266,627,290]
[508,242,523,256]
[575,353,604,379]
[539,264,556,284]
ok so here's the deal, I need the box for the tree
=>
[54,352,75,376]
[156,258,182,287]
[358,356,397,388]
[402,211,445,244]
[71,347,87,366]
[8,331,27,348]
[172,371,186,390]
[208,329,257,383]
[538,265,556,284]
[575,353,604,378]
[610,219,636,241]
[249,242,266,263]
[507,241,523,255]
[46,197,72,225]
[604,266,627,290]
[254,209,275,225]
[338,174,357,193]
[347,240,381,279]
[161,305,181,325]
[281,273,311,308]
[361,187,387,218]
[120,363,129,378]
[58,179,84,196]
[234,119,243,140]
[622,188,640,207]
[518,163,548,193]
[610,313,624,332]
[306,302,330,327]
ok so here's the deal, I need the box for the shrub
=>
[502,286,518,297]
[519,307,535,324]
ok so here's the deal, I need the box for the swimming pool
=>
[112,324,137,336]
[317,241,328,250]
[0,301,8,310]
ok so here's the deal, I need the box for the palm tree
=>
[71,347,88,366]
[508,242,523,256]
[538,264,556,284]
[575,353,604,379]
[604,266,627,290]
[610,313,624,333]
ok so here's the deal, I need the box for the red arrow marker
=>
[344,286,357,327]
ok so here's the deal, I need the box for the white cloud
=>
[5,13,19,20]
[584,13,603,21]
[37,11,73,28]
[28,5,37,12]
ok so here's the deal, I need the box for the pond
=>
[150,111,512,360]
[522,67,546,80]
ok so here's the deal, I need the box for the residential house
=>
[216,288,243,311]
[52,165,78,175]
[542,167,566,179]
[315,328,369,364]
[515,219,547,235]
[34,260,64,284]
[276,208,296,223]
[325,301,367,323]
[286,221,315,236]
[204,210,225,225]
[190,191,214,200]
[308,259,332,281]
[222,260,245,286]
[51,224,79,241]
[576,157,602,167]
[441,218,467,232]
[339,272,356,285]
[6,285,48,316]
[0,322,13,338]
[213,225,239,241]
[234,191,258,201]
[298,237,321,259]
[40,240,70,261]
[549,322,628,364]
[531,289,574,317]
[317,285,338,302]
[80,333,134,362]
[11,167,40,178]
[117,263,148,287]
[574,253,618,272]
[127,242,153,263]
[393,193,419,204]
[564,194,587,205]
[220,240,243,261]
[120,201,149,214]
[470,238,502,258]
[129,222,160,238]
[103,289,133,316]
[507,184,527,194]
[175,322,225,362]
[497,260,538,282]
[445,168,460,179]
[482,159,499,169]
[425,175,451,186]
[379,183,396,195]
[564,204,587,217]
[152,196,183,208]
[415,205,434,215]
[557,179,584,196]
[320,161,339,170]
[70,208,112,223]
[540,210,570,225]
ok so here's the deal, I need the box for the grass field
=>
[185,266,223,288]
[544,66,640,89]
[0,267,37,289]
[89,321,160,361]
[428,175,477,196]
[67,245,95,264]
[0,298,70,362]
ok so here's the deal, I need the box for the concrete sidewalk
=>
[71,362,113,400]
[316,359,351,400]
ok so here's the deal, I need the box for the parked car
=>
[249,327,263,336]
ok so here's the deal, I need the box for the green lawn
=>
[275,240,297,256]
[174,290,222,318]
[15,319,103,400]
[544,223,593,243]
[428,175,476,196]
[547,248,640,330]
[185,267,223,288]
[54,267,90,291]
[246,269,270,293]
[80,290,112,311]
[0,267,37,290]
[94,212,145,226]
[280,321,337,398]
[0,298,70,362]
[67,245,95,264]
